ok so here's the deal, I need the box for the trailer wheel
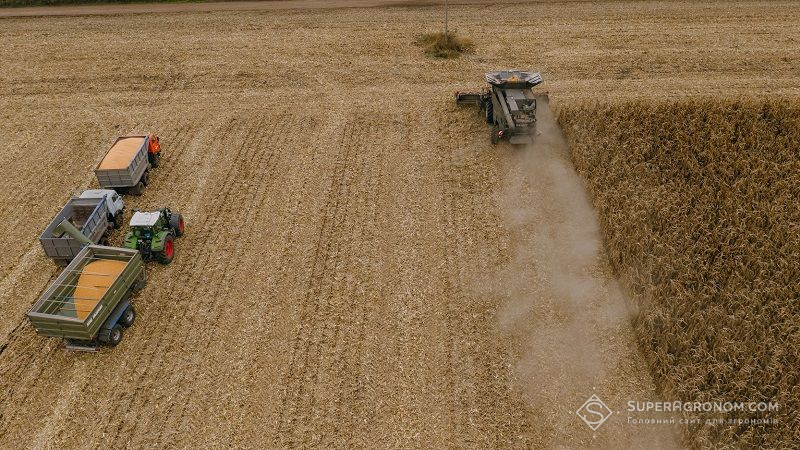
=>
[141,170,150,186]
[99,236,110,246]
[119,306,136,328]
[107,325,123,346]
[169,213,185,237]
[156,235,175,265]
[130,181,145,196]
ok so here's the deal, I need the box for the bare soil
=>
[0,1,797,448]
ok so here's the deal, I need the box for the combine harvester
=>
[456,70,543,145]
[95,133,161,195]
[39,190,125,265]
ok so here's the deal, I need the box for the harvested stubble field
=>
[0,0,798,448]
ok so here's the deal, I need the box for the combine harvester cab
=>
[94,133,161,196]
[38,190,125,265]
[26,245,146,352]
[456,70,544,145]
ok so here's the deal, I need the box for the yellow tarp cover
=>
[98,137,145,170]
[73,260,126,320]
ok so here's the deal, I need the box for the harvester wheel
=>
[156,235,175,265]
[170,213,185,237]
[107,325,123,346]
[485,100,494,124]
[130,181,145,196]
[491,125,501,144]
[120,306,136,328]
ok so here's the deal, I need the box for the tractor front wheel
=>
[157,235,175,265]
[169,213,185,237]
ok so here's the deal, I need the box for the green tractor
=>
[123,208,185,264]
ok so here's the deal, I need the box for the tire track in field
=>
[92,116,244,445]
[335,119,390,447]
[197,113,321,447]
[224,106,341,447]
[86,118,221,446]
[434,107,536,447]
[117,111,294,447]
[435,116,477,443]
[273,117,364,446]
[156,110,306,446]
[141,113,281,445]
[296,120,384,445]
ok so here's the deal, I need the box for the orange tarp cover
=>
[98,137,145,170]
[73,260,126,320]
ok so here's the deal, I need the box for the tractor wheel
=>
[491,125,501,144]
[130,181,145,196]
[169,213,185,237]
[150,152,161,168]
[156,235,175,265]
[485,100,494,124]
[112,212,124,229]
[119,306,136,328]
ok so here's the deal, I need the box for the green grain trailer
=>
[26,245,146,351]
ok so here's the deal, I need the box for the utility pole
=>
[445,0,448,37]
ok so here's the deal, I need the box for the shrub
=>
[415,31,473,59]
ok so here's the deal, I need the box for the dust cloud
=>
[496,97,630,400]
[483,97,678,447]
